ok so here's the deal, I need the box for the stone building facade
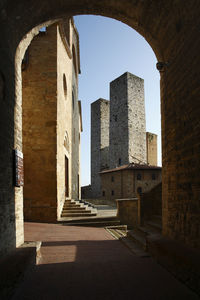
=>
[100,164,161,203]
[22,19,82,222]
[82,72,157,199]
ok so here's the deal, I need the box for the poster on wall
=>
[14,149,24,187]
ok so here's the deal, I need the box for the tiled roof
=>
[100,163,162,174]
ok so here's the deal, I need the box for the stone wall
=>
[56,21,73,218]
[71,21,81,200]
[138,182,162,225]
[22,25,57,222]
[116,198,139,227]
[91,99,109,197]
[22,20,81,221]
[101,168,161,204]
[146,132,157,166]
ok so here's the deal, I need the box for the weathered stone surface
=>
[101,167,161,204]
[116,198,139,227]
[109,72,146,168]
[146,132,157,166]
[91,99,109,198]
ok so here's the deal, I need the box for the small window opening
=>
[137,187,142,194]
[111,176,114,182]
[102,191,105,197]
[137,173,142,180]
[63,74,67,98]
[119,158,121,165]
[111,190,114,196]
[152,173,156,180]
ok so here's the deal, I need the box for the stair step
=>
[62,210,90,214]
[145,221,162,233]
[61,212,97,217]
[63,220,121,227]
[62,208,87,211]
[64,204,82,207]
[127,229,147,250]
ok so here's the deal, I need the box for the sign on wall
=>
[14,149,24,187]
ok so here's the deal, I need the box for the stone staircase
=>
[126,215,162,251]
[61,199,97,218]
[105,215,162,256]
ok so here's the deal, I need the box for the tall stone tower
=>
[91,99,109,197]
[109,72,146,168]
[146,132,157,166]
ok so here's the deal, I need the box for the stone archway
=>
[0,0,199,255]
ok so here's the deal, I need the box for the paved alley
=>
[12,222,199,300]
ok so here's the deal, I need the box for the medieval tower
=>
[91,99,110,197]
[109,72,146,168]
[82,71,157,199]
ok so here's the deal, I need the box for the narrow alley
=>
[12,222,198,300]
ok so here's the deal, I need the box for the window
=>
[152,173,156,180]
[111,176,114,182]
[119,158,121,165]
[63,74,67,97]
[137,173,142,180]
[102,191,105,197]
[114,115,118,122]
[137,187,142,194]
[111,190,114,196]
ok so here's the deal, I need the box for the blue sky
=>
[74,15,161,186]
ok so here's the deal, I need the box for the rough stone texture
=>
[21,20,81,223]
[71,21,82,200]
[100,167,161,204]
[138,182,162,226]
[116,198,139,227]
[0,0,200,255]
[22,25,57,222]
[146,132,157,166]
[91,99,109,198]
[109,72,146,168]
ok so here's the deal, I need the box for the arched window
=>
[137,173,142,180]
[63,74,67,98]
